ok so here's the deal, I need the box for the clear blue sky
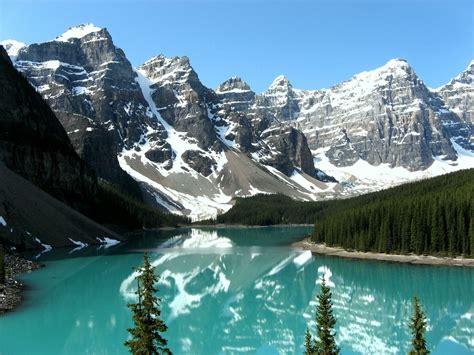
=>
[0,0,472,93]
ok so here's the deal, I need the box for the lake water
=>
[0,227,472,354]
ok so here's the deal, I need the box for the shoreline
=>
[0,254,42,314]
[292,238,474,267]
[190,224,314,229]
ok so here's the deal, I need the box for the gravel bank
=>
[292,238,474,267]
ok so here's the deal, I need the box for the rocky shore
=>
[0,254,42,314]
[292,238,474,267]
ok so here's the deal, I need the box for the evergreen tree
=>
[408,296,430,355]
[0,244,5,284]
[125,253,171,355]
[304,328,315,355]
[314,276,340,355]
[469,215,474,257]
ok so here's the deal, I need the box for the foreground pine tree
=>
[304,328,314,355]
[304,276,340,354]
[125,253,171,354]
[408,296,430,354]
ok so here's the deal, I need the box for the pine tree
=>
[469,214,474,257]
[314,276,340,355]
[304,328,315,355]
[125,253,171,355]
[408,296,430,355]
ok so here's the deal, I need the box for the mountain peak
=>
[216,76,252,93]
[269,75,291,90]
[0,39,26,59]
[381,58,413,73]
[55,23,103,42]
[466,59,474,71]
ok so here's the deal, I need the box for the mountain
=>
[4,25,334,220]
[0,45,97,210]
[437,60,473,131]
[3,24,473,220]
[6,24,150,199]
[259,59,466,170]
[0,45,118,248]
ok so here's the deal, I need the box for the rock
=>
[0,253,42,314]
[145,143,174,163]
[437,60,474,150]
[181,150,216,177]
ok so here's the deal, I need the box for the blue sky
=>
[0,0,472,93]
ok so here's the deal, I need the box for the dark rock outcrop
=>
[0,46,97,208]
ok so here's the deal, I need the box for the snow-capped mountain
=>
[437,60,474,129]
[2,24,473,220]
[2,24,332,220]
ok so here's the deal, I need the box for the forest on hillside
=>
[93,182,190,230]
[311,169,473,256]
[214,169,474,257]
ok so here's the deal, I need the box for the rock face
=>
[9,24,152,198]
[0,45,117,248]
[0,46,96,207]
[437,60,474,148]
[254,59,467,171]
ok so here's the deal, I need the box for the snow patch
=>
[55,24,102,42]
[68,238,88,253]
[317,265,335,288]
[293,250,313,267]
[0,39,26,59]
[96,237,120,248]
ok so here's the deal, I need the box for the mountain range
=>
[1,23,473,221]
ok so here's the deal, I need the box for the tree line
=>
[92,181,190,230]
[213,169,474,257]
[311,169,473,257]
[211,193,329,225]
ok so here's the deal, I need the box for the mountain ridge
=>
[2,23,473,220]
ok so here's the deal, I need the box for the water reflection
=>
[121,228,474,354]
[0,227,471,355]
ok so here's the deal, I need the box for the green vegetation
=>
[304,276,340,355]
[312,169,473,256]
[0,244,4,284]
[91,182,189,230]
[125,253,171,355]
[408,296,430,354]
[215,169,473,257]
[213,194,328,225]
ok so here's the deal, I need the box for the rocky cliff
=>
[10,24,150,198]
[0,45,118,249]
[437,60,473,147]
[0,46,96,208]
[255,59,468,171]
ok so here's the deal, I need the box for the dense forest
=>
[92,182,190,230]
[214,169,474,257]
[212,194,328,225]
[312,169,473,257]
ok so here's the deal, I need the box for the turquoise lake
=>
[0,226,472,354]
